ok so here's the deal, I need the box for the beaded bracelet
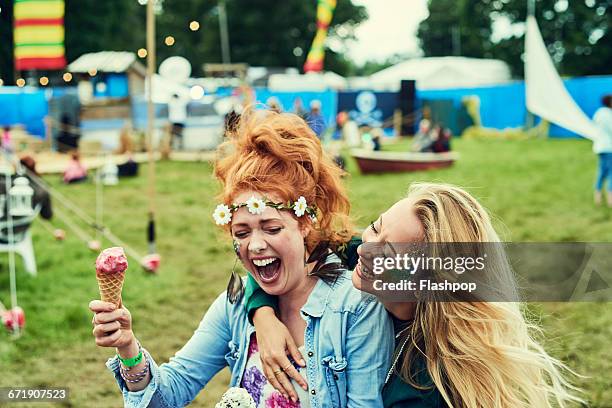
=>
[120,356,149,384]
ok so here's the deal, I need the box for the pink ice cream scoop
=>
[95,247,128,307]
[95,247,128,276]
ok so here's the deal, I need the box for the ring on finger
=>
[283,363,293,371]
[273,369,283,375]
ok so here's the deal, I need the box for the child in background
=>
[2,126,12,152]
[63,151,87,184]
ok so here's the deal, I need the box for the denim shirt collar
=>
[300,253,341,318]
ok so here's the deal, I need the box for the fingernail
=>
[300,359,306,366]
[292,397,297,403]
[302,384,308,390]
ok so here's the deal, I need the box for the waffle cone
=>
[96,271,125,308]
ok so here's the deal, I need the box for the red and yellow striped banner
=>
[14,0,66,71]
[303,0,336,73]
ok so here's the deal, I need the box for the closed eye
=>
[233,231,249,239]
[370,221,378,234]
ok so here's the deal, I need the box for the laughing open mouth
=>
[252,257,282,283]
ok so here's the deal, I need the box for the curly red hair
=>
[214,109,353,251]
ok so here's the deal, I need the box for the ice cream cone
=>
[96,270,125,308]
[95,247,128,308]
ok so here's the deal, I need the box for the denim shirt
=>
[106,267,394,408]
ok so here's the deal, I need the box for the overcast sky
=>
[347,0,430,64]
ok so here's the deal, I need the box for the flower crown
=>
[213,195,317,226]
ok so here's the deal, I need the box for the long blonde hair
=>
[400,182,582,408]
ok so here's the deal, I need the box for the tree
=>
[155,0,366,76]
[0,0,146,85]
[64,0,146,64]
[417,0,611,78]
[417,0,494,58]
[0,0,366,84]
[0,0,15,84]
[493,0,611,77]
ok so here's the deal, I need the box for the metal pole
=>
[218,0,231,64]
[528,0,535,17]
[452,26,461,56]
[525,0,536,130]
[146,0,157,254]
[96,165,103,245]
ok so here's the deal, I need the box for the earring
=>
[233,240,241,258]
[227,242,244,304]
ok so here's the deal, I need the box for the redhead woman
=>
[248,182,582,407]
[89,110,393,407]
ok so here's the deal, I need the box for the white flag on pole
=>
[525,16,600,140]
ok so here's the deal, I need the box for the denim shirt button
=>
[311,389,316,395]
[307,351,314,357]
[334,374,339,380]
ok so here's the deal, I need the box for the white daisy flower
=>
[213,204,232,225]
[246,196,266,215]
[294,196,308,217]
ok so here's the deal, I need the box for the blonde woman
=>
[247,182,582,407]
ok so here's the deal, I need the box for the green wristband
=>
[117,347,143,368]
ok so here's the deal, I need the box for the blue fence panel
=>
[417,82,526,130]
[0,87,48,138]
[416,75,612,138]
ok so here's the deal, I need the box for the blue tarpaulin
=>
[417,75,612,138]
[0,87,48,138]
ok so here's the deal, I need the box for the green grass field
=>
[1,137,611,407]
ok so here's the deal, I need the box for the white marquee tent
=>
[367,57,512,90]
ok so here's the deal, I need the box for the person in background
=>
[431,125,451,153]
[307,100,326,139]
[0,156,52,220]
[412,119,434,152]
[56,114,80,153]
[168,93,188,151]
[0,156,59,242]
[371,127,383,151]
[18,156,53,220]
[292,97,307,120]
[117,154,139,178]
[63,151,87,184]
[337,111,361,148]
[593,94,612,206]
[115,120,135,155]
[2,126,12,152]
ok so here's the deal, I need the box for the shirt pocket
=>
[322,355,348,408]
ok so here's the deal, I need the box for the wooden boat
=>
[351,149,457,174]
